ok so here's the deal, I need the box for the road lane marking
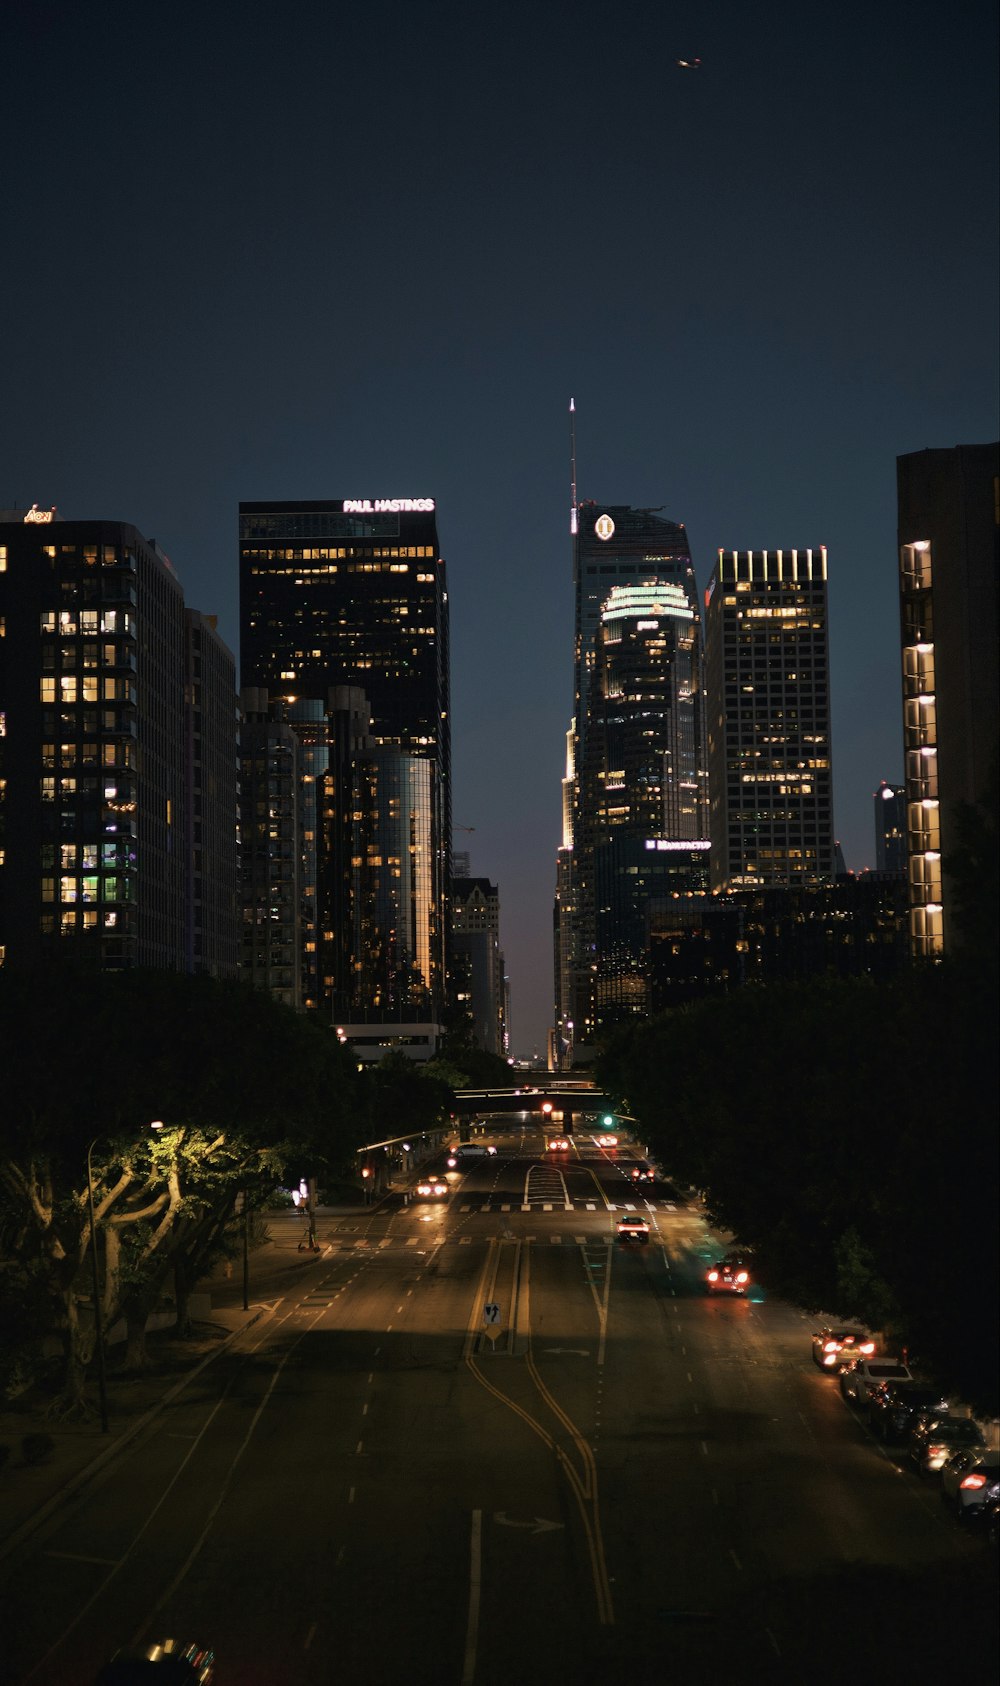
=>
[462,1509,483,1686]
[46,1550,119,1567]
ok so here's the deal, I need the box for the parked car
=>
[939,1449,1000,1518]
[95,1639,214,1683]
[909,1414,985,1476]
[839,1356,913,1406]
[811,1326,876,1371]
[966,1488,1000,1547]
[867,1380,950,1443]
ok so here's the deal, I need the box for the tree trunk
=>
[173,1258,193,1339]
[121,1300,150,1372]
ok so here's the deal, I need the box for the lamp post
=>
[85,1137,109,1435]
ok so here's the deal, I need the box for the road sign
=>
[483,1302,501,1325]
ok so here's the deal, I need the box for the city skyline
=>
[2,0,996,1054]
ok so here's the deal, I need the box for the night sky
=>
[4,0,997,1056]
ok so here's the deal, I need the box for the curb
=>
[0,1302,274,1566]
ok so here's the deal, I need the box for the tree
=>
[0,965,361,1412]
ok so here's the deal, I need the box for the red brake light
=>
[961,1474,987,1489]
[823,1340,839,1353]
[859,1341,876,1354]
[928,1444,947,1457]
[736,1271,748,1284]
[707,1270,719,1281]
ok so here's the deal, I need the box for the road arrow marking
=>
[493,1512,564,1534]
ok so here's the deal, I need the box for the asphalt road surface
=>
[2,1122,996,1685]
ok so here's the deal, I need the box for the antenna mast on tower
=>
[569,397,578,535]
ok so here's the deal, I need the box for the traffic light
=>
[541,1101,553,1117]
[603,1115,614,1127]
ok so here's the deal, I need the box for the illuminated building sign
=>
[24,504,57,524]
[595,513,615,541]
[342,498,435,514]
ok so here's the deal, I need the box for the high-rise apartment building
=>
[555,504,707,1055]
[896,443,999,959]
[705,548,835,891]
[238,498,451,1022]
[0,511,238,975]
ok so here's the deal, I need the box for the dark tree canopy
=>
[596,963,998,1411]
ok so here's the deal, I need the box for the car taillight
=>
[928,1444,948,1457]
[860,1342,876,1354]
[823,1353,837,1366]
[823,1340,839,1353]
[736,1272,748,1284]
[961,1474,988,1490]
[708,1270,719,1281]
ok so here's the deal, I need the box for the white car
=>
[939,1448,1000,1518]
[840,1356,913,1406]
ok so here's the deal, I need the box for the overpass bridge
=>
[451,1085,616,1133]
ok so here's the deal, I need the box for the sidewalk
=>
[0,1205,370,1562]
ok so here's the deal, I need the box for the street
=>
[1,1123,995,1685]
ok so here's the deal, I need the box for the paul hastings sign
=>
[342,498,435,514]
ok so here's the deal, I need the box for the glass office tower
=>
[238,498,451,1021]
[705,548,835,890]
[556,504,707,1054]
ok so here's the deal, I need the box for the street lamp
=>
[85,1136,110,1435]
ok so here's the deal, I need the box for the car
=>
[839,1356,913,1406]
[706,1257,750,1294]
[909,1414,986,1476]
[811,1325,876,1371]
[616,1214,650,1244]
[94,1639,215,1683]
[867,1379,950,1442]
[940,1449,1000,1519]
[595,1134,618,1147]
[414,1176,448,1199]
[546,1137,570,1151]
[629,1161,654,1183]
[447,1144,491,1164]
[966,1488,1000,1547]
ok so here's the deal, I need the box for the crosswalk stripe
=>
[586,1202,596,1210]
[406,1237,418,1245]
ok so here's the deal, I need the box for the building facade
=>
[556,504,707,1057]
[705,548,835,891]
[0,512,237,975]
[452,875,507,1056]
[238,498,451,1023]
[873,780,906,875]
[896,444,1000,960]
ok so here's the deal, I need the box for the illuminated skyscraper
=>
[874,780,906,875]
[704,548,835,890]
[556,504,707,1054]
[238,498,451,1021]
